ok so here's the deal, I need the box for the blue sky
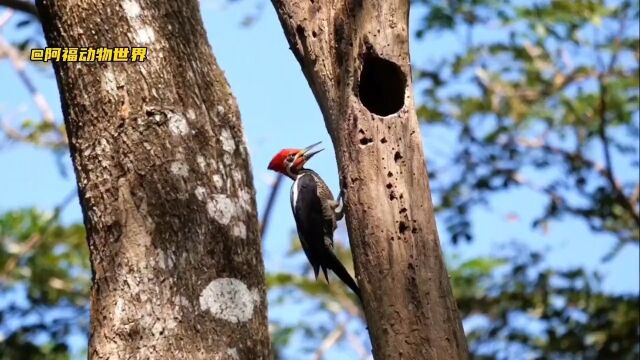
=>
[0,1,638,359]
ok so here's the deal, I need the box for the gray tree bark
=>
[269,0,469,359]
[36,0,270,358]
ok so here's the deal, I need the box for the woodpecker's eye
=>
[285,154,295,163]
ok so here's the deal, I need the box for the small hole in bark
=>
[359,137,373,146]
[386,183,392,189]
[380,137,387,144]
[394,151,403,162]
[312,30,318,38]
[358,53,406,116]
[387,171,393,177]
[399,221,409,234]
[389,191,397,200]
[358,129,373,146]
[399,207,407,214]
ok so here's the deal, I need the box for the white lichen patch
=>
[168,112,189,136]
[103,70,118,95]
[238,189,253,212]
[156,249,174,270]
[170,161,189,177]
[196,155,207,170]
[121,0,154,47]
[199,278,259,323]
[136,26,156,45]
[114,298,126,325]
[166,318,178,330]
[177,295,190,309]
[186,109,196,119]
[157,250,166,269]
[226,348,240,360]
[216,105,225,116]
[195,186,207,201]
[212,174,224,189]
[151,320,166,336]
[95,138,112,155]
[206,194,235,225]
[220,128,236,154]
[231,223,247,239]
[231,169,243,185]
[122,0,141,18]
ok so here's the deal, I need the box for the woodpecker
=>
[268,142,361,301]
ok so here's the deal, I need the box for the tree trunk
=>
[36,1,270,358]
[270,1,469,359]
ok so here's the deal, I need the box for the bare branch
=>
[0,35,55,124]
[597,76,640,227]
[345,331,370,360]
[311,323,346,360]
[0,33,65,148]
[260,173,284,238]
[515,138,608,176]
[0,8,14,27]
[516,136,639,226]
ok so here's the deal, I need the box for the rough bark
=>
[270,1,469,359]
[36,0,270,358]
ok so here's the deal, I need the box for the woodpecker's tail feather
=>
[326,253,362,302]
[320,266,330,283]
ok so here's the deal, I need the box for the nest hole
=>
[358,53,406,116]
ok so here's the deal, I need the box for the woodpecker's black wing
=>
[290,172,333,279]
[291,171,361,300]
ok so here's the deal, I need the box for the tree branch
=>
[597,76,640,227]
[0,33,66,148]
[0,8,14,27]
[516,137,640,227]
[0,34,56,124]
[312,322,346,360]
[260,173,284,238]
[592,4,639,226]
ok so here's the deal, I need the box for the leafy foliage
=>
[0,208,89,359]
[452,245,639,359]
[413,0,639,251]
[409,0,639,358]
[268,239,639,359]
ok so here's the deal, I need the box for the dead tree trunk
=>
[37,0,270,358]
[270,1,469,358]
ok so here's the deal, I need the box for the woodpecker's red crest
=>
[268,142,323,176]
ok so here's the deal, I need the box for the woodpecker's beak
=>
[298,141,324,162]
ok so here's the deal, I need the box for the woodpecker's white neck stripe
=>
[292,173,302,206]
